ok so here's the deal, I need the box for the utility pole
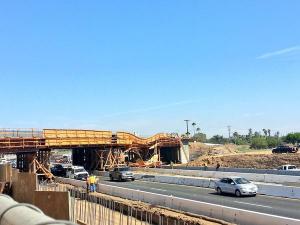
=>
[227,125,231,139]
[184,120,190,136]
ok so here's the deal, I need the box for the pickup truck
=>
[109,167,135,181]
[67,166,89,180]
[277,165,300,171]
[272,145,298,154]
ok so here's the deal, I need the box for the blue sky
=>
[1,1,300,137]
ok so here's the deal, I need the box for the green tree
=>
[251,137,268,149]
[208,135,228,144]
[266,136,281,148]
[232,131,241,144]
[254,131,260,137]
[248,128,253,137]
[285,133,300,144]
[193,132,207,142]
[235,138,248,145]
[232,132,239,138]
[262,129,268,137]
[246,128,253,142]
[192,122,196,136]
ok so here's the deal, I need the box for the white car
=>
[215,177,258,197]
[67,166,89,180]
[277,165,300,171]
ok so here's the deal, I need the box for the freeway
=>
[99,178,300,220]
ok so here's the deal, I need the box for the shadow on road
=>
[209,192,256,198]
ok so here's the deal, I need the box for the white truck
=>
[67,166,89,180]
[277,165,300,171]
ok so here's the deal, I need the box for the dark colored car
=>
[51,164,67,177]
[272,145,298,154]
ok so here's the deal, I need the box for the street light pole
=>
[184,120,190,136]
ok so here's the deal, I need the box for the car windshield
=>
[233,178,250,184]
[74,168,86,173]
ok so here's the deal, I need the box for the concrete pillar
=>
[179,139,190,164]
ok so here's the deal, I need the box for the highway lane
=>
[99,178,300,220]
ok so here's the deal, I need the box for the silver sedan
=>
[215,177,258,197]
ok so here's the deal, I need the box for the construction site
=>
[1,128,228,225]
[2,128,300,225]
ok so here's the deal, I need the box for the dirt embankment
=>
[189,143,238,161]
[188,153,300,169]
[188,142,300,169]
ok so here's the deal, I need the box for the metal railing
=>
[0,129,43,138]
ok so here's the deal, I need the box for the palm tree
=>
[254,131,260,137]
[248,128,253,137]
[267,129,271,137]
[233,132,239,138]
[248,128,253,141]
[262,129,268,137]
[196,127,201,133]
[192,122,196,136]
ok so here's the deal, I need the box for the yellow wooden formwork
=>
[116,132,169,146]
[43,129,112,147]
[145,133,168,143]
[116,132,144,145]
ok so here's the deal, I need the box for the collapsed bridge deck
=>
[0,129,188,172]
[0,129,181,152]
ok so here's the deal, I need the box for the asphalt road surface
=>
[99,178,300,220]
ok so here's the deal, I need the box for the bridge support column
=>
[16,149,52,179]
[72,148,100,172]
[36,149,51,170]
[180,139,190,163]
[16,152,36,173]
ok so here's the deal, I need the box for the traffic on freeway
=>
[99,177,300,220]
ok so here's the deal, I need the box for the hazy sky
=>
[1,1,300,137]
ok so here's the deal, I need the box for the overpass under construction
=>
[0,129,189,174]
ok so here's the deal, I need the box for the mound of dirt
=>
[188,153,300,169]
[189,142,238,161]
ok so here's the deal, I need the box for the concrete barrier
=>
[55,177,300,225]
[166,165,300,176]
[93,169,300,199]
[138,173,300,199]
[257,183,300,199]
[97,183,300,225]
[133,168,300,184]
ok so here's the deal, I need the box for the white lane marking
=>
[234,201,272,209]
[149,187,167,192]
